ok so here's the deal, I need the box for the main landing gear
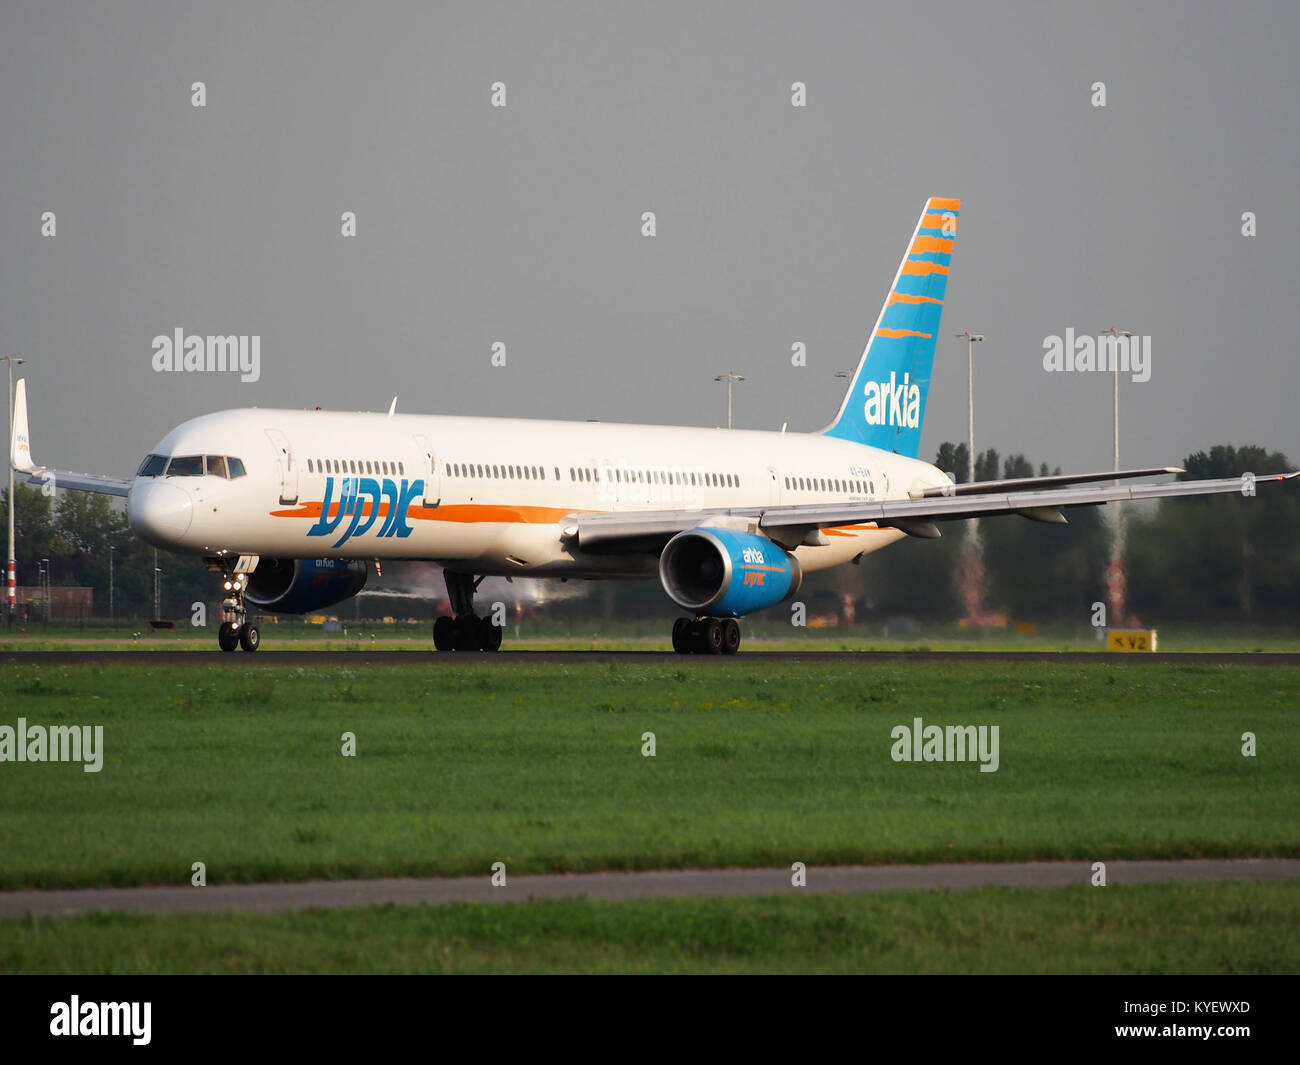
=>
[216,569,260,653]
[672,616,742,655]
[432,571,503,652]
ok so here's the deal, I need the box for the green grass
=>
[0,660,1296,890]
[2,881,1295,973]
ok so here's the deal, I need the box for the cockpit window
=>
[166,455,205,477]
[139,454,246,478]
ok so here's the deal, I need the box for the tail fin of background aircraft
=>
[10,377,33,471]
[821,196,959,456]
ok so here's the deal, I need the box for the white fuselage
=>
[127,408,950,578]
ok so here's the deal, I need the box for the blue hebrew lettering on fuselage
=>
[391,479,424,538]
[306,476,426,546]
[333,477,383,548]
[377,479,401,537]
[307,477,347,537]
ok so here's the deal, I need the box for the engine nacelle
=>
[659,528,801,618]
[244,558,368,614]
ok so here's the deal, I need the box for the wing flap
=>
[568,472,1298,551]
[913,466,1184,498]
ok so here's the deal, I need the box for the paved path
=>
[3,859,1296,918]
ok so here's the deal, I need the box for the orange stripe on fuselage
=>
[407,504,591,524]
[270,501,595,524]
[820,523,890,535]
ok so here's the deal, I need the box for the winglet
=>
[388,396,397,417]
[10,378,33,472]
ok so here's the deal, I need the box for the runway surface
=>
[2,650,1299,665]
[3,859,1296,917]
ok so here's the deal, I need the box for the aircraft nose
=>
[128,480,194,545]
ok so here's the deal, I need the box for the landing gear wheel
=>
[477,616,503,652]
[721,618,741,655]
[239,624,261,652]
[453,614,479,651]
[433,615,455,651]
[703,617,725,655]
[671,617,691,654]
[218,623,239,652]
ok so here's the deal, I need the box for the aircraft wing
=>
[567,470,1299,552]
[9,378,132,497]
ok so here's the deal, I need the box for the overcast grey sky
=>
[1,1,1296,478]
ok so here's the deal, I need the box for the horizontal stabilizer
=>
[10,379,132,497]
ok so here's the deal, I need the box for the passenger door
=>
[265,429,298,505]
[413,434,439,507]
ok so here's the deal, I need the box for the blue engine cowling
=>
[245,558,368,614]
[658,528,801,618]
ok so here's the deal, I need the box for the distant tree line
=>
[833,442,1298,624]
[0,486,210,619]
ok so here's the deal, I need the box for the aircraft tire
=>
[433,615,455,651]
[477,615,503,652]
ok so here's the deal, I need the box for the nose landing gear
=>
[216,569,260,653]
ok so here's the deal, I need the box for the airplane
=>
[9,197,1296,653]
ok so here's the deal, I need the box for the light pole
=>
[1101,328,1133,484]
[109,545,114,622]
[40,557,50,622]
[954,332,984,484]
[1101,327,1134,626]
[3,355,25,623]
[713,372,744,429]
[153,548,161,620]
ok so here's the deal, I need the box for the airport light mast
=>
[1102,328,1133,484]
[3,355,25,623]
[954,332,984,484]
[1101,327,1134,626]
[713,372,744,429]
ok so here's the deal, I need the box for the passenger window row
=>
[444,463,742,488]
[308,458,405,477]
[447,463,548,481]
[785,475,874,495]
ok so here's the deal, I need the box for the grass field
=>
[0,659,1295,890]
[3,881,1296,973]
